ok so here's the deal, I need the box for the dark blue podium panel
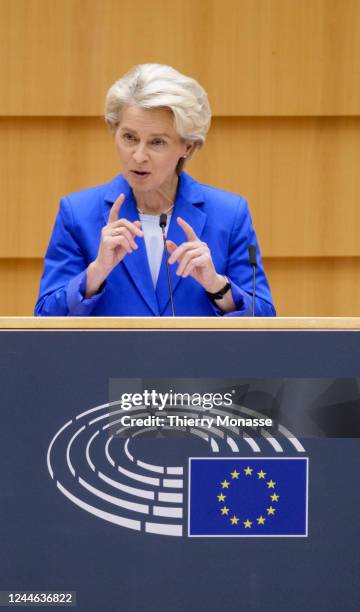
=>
[1,330,360,612]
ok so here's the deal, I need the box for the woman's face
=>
[115,105,191,194]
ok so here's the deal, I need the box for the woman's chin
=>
[125,173,152,191]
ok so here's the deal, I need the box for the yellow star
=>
[257,516,266,525]
[217,493,226,502]
[243,519,252,528]
[231,469,240,479]
[221,506,229,515]
[244,466,253,476]
[271,493,280,502]
[221,480,230,489]
[257,470,266,479]
[267,480,276,489]
[267,506,275,515]
[230,515,239,525]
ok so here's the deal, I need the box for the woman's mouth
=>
[131,170,150,177]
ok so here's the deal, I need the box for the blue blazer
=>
[35,173,275,317]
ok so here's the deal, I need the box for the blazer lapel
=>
[104,176,159,316]
[156,174,206,315]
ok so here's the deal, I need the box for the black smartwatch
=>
[205,278,231,302]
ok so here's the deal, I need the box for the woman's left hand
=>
[166,217,225,293]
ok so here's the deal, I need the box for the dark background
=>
[1,330,360,612]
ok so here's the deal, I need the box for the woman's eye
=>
[123,133,136,142]
[151,139,166,146]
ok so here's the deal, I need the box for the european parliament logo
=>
[188,458,308,537]
[47,380,310,538]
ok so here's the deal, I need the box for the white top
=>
[138,213,172,287]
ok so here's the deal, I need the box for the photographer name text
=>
[119,415,273,429]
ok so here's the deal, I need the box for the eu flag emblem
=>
[188,458,308,537]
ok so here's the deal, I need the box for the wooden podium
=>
[1,316,360,329]
[0,318,359,612]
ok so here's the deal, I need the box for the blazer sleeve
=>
[34,197,105,316]
[222,197,276,317]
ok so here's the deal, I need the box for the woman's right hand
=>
[96,193,144,273]
[85,193,144,297]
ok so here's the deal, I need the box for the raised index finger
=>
[108,193,125,224]
[177,216,198,241]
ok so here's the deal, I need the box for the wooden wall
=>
[1,0,359,315]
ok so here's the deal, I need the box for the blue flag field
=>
[188,457,308,537]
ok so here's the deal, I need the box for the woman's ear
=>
[184,142,197,159]
[177,142,199,174]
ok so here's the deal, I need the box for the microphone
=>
[159,214,175,317]
[248,245,257,317]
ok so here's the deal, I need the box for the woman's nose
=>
[132,143,149,163]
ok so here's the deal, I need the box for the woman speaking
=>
[35,64,275,317]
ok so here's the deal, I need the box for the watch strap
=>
[205,278,231,301]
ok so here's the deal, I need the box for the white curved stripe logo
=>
[47,400,306,537]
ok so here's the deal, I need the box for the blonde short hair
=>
[104,64,211,148]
